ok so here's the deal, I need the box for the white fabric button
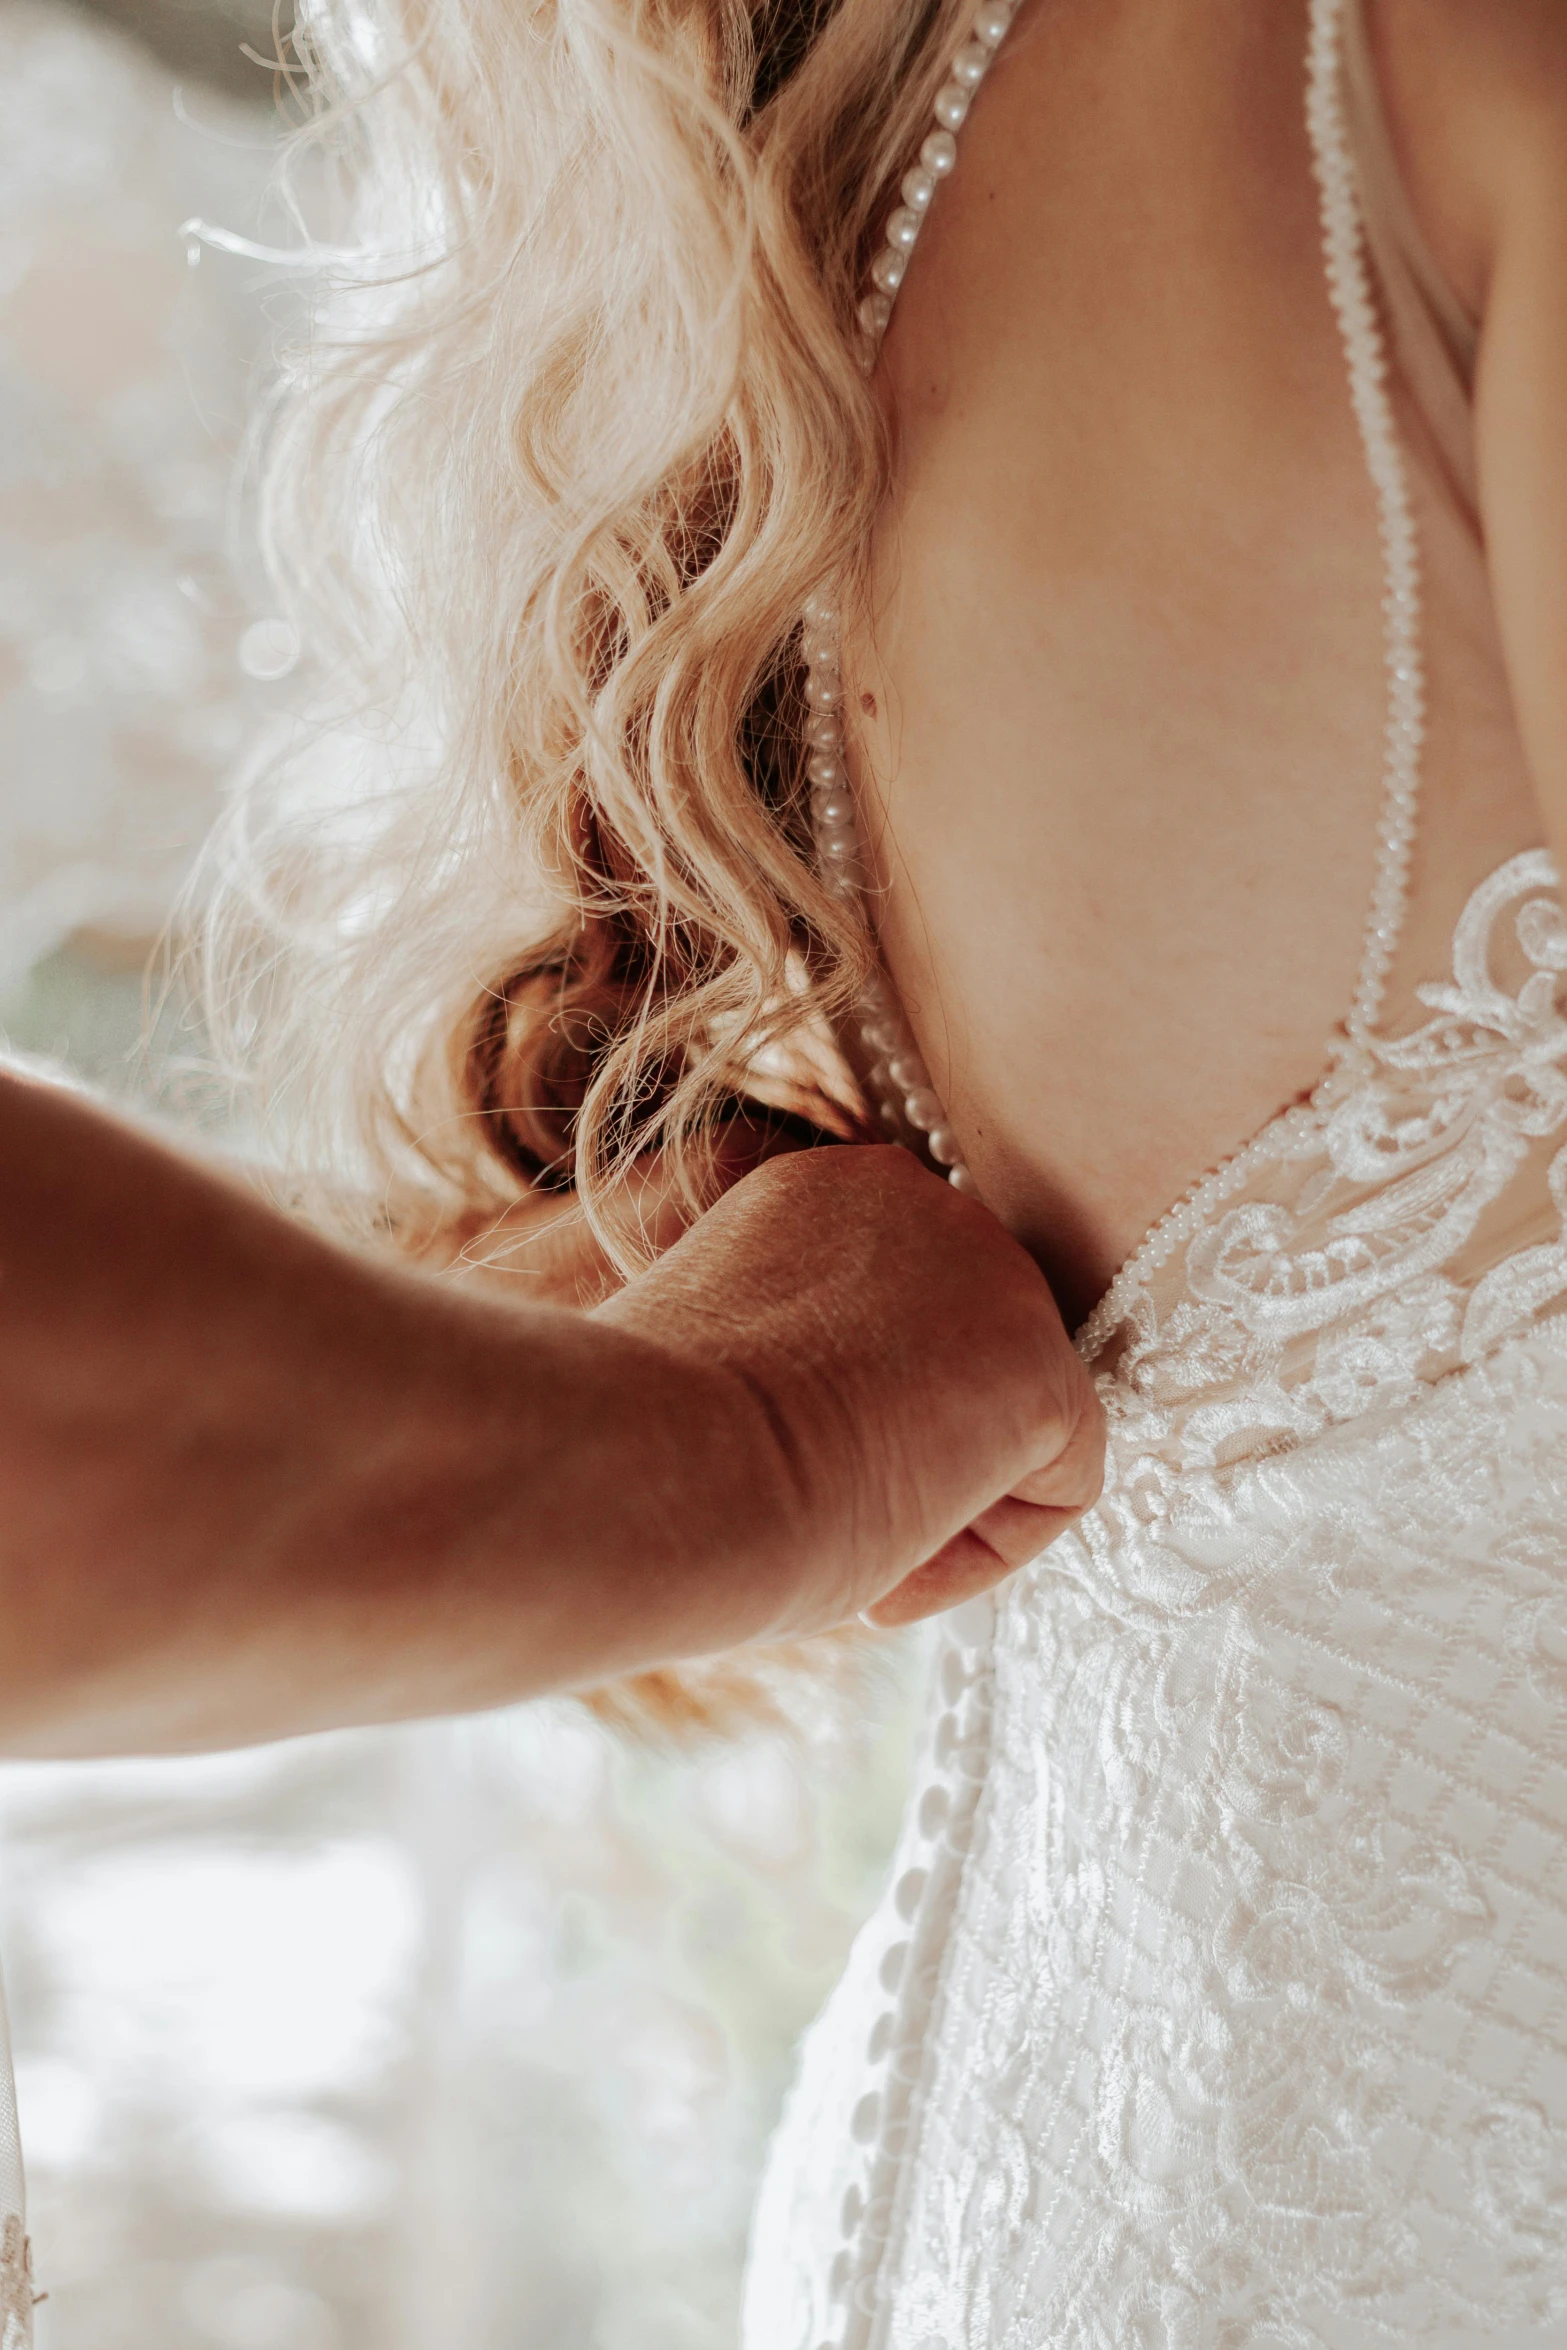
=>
[918,1786,950,1838]
[851,2091,882,2144]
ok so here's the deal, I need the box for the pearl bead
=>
[858,291,892,337]
[927,1125,963,1166]
[870,246,906,294]
[820,830,856,860]
[905,1088,943,1131]
[948,1165,980,1196]
[886,205,922,252]
[804,673,842,709]
[805,712,840,747]
[921,129,958,175]
[814,792,855,826]
[802,591,836,626]
[859,1020,898,1054]
[901,165,935,211]
[933,81,970,129]
[973,0,1011,45]
[807,753,843,786]
[950,39,989,86]
[887,1051,928,1090]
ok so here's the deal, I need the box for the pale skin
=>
[848,0,1567,1330]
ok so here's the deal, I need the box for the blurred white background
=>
[0,6,913,2341]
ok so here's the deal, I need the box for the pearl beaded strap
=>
[807,0,1426,1353]
[1306,0,1425,1042]
[1079,0,1428,1355]
[802,0,1018,1201]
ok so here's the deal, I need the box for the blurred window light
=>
[0,3,917,2345]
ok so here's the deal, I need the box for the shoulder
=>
[1365,0,1567,315]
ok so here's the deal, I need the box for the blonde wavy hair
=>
[196,0,979,1730]
[201,0,977,1277]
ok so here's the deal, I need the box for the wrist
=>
[553,1309,817,1668]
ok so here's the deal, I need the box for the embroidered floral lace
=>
[744,847,1567,2350]
[742,0,1567,2330]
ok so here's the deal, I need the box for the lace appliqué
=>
[1094,852,1567,1482]
[743,853,1567,2350]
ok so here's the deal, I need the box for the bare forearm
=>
[0,1073,790,1756]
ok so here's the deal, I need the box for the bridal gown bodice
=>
[742,5,1567,2347]
[745,846,1567,2350]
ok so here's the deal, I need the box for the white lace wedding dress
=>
[743,5,1567,2346]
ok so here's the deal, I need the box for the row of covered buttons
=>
[812,1594,998,2350]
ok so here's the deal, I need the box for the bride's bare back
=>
[845,0,1567,1328]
